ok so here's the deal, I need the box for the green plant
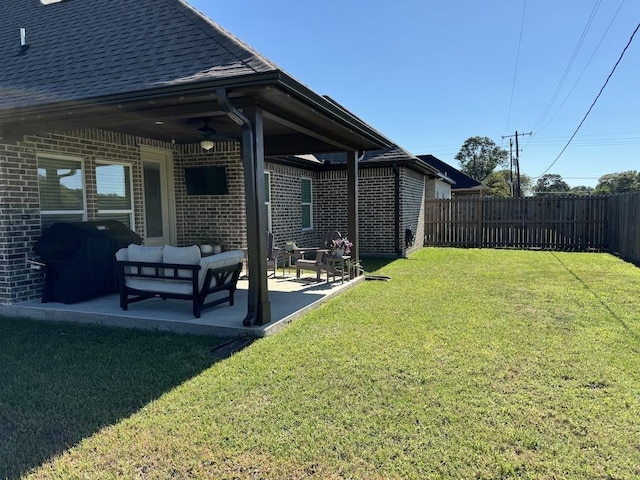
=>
[285,241,297,252]
[327,237,353,254]
[198,234,226,252]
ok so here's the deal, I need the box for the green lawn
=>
[4,248,640,479]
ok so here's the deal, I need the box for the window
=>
[301,177,313,231]
[38,156,86,229]
[96,162,134,228]
[264,171,272,232]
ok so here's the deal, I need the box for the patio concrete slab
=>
[0,273,362,338]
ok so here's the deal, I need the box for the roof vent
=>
[20,28,27,49]
[41,0,65,4]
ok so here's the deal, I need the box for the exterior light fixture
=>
[200,140,214,151]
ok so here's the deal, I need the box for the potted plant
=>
[199,235,223,255]
[328,237,353,258]
[285,241,298,252]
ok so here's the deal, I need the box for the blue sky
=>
[189,1,639,187]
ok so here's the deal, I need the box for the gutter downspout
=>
[393,162,401,257]
[216,87,270,326]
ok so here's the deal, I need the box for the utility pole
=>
[502,130,532,197]
[509,139,514,197]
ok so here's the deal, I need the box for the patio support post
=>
[347,150,359,270]
[216,87,270,326]
[241,106,271,326]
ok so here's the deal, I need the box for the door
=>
[140,146,176,246]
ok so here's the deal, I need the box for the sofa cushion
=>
[125,278,194,295]
[115,248,129,262]
[163,244,201,264]
[127,244,163,275]
[162,245,201,279]
[199,250,244,290]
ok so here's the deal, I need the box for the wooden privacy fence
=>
[424,196,609,251]
[606,192,640,265]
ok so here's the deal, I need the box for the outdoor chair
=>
[295,249,330,281]
[266,231,280,277]
[295,230,342,281]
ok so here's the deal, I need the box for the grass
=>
[4,248,640,479]
[0,322,223,479]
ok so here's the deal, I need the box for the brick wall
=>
[315,166,400,257]
[0,131,162,302]
[0,129,174,303]
[0,128,429,304]
[315,169,349,245]
[0,142,40,303]
[358,167,397,255]
[265,161,320,250]
[175,143,246,251]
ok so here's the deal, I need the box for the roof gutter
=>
[0,72,282,121]
[275,71,394,150]
[0,70,393,151]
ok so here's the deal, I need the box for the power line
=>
[504,0,527,134]
[537,0,626,133]
[535,21,640,178]
[530,0,603,135]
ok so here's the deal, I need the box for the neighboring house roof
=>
[0,0,277,110]
[302,146,442,177]
[418,154,491,193]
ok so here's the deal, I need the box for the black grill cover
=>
[34,220,142,304]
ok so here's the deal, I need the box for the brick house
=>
[282,146,446,257]
[418,154,490,197]
[0,0,430,326]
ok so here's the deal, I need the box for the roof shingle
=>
[0,0,278,110]
[417,154,491,190]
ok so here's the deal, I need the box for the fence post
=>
[477,196,483,248]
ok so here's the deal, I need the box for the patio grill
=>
[34,220,142,304]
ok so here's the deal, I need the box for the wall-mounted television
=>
[184,166,228,195]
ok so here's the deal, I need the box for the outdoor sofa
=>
[115,244,243,318]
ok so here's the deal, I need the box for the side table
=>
[324,255,351,283]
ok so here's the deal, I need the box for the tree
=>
[533,174,570,196]
[570,185,595,196]
[454,136,508,182]
[519,173,533,197]
[484,170,511,197]
[594,171,640,195]
[484,169,533,197]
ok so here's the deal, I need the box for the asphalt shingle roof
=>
[317,146,435,168]
[0,0,278,110]
[418,154,489,190]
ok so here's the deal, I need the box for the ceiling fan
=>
[197,118,238,150]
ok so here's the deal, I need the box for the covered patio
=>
[0,0,394,328]
[1,273,363,338]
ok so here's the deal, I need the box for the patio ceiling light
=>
[200,140,214,151]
